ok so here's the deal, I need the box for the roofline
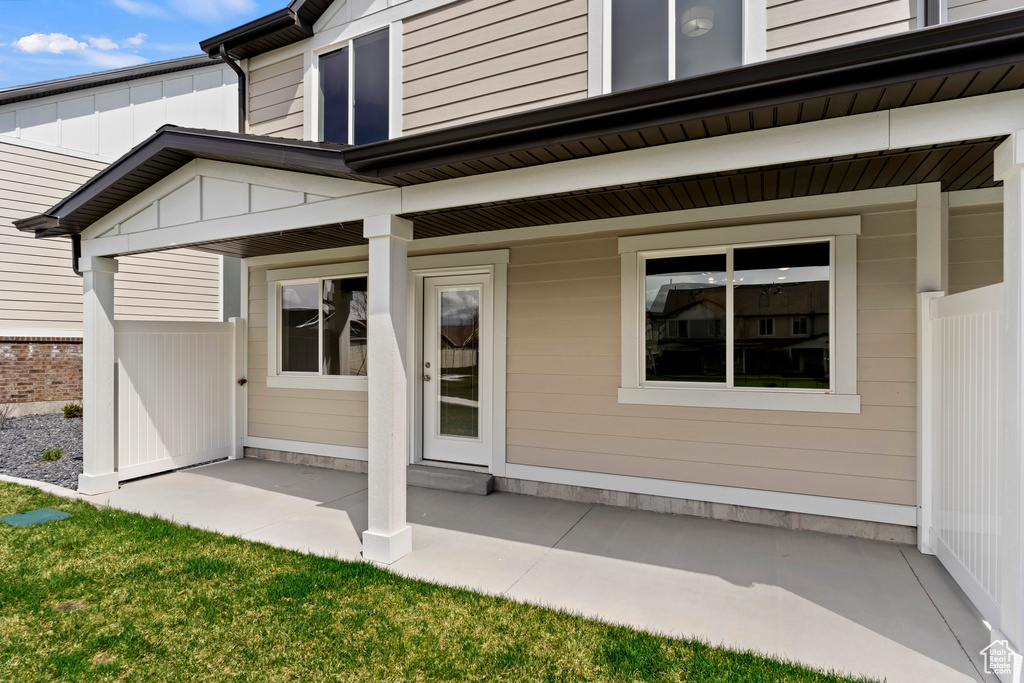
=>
[0,55,220,108]
[199,7,311,57]
[14,125,359,237]
[344,9,1024,175]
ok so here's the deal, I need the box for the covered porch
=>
[89,456,993,683]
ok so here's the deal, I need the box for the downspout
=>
[219,44,247,134]
[71,234,82,277]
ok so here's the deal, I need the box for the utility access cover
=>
[1,508,72,527]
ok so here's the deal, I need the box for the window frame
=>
[266,261,369,391]
[619,217,860,413]
[312,25,394,145]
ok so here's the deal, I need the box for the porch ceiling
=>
[144,138,999,259]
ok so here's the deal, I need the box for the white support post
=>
[362,214,413,564]
[916,183,947,555]
[994,133,1024,655]
[230,317,246,460]
[78,255,119,495]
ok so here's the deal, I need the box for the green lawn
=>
[0,482,871,682]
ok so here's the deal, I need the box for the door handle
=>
[424,374,432,381]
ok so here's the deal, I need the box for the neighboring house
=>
[0,57,241,414]
[16,0,1024,661]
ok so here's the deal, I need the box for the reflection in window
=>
[612,0,743,93]
[645,253,727,383]
[281,283,320,373]
[734,242,830,389]
[438,288,480,439]
[319,28,389,145]
[322,277,368,376]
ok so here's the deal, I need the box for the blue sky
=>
[0,0,283,89]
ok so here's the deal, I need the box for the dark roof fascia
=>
[15,126,360,237]
[199,5,314,59]
[0,55,220,108]
[344,10,1024,176]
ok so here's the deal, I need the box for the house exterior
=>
[0,57,241,414]
[16,0,1024,666]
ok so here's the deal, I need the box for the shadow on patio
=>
[100,458,995,683]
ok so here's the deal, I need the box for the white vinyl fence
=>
[923,284,1004,628]
[114,319,244,481]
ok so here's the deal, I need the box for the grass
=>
[0,481,871,682]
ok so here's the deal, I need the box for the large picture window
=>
[620,218,860,413]
[644,240,831,390]
[319,28,390,145]
[611,0,743,92]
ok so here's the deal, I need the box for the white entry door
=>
[421,274,492,466]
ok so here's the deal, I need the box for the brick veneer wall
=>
[0,337,83,404]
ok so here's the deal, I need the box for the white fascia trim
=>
[407,249,509,269]
[0,329,83,338]
[947,187,1003,208]
[267,259,368,282]
[618,387,860,413]
[618,215,861,252]
[503,463,918,526]
[245,435,368,461]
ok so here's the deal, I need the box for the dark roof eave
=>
[199,7,312,58]
[344,10,1024,175]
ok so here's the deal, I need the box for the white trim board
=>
[0,329,83,338]
[245,436,369,461]
[503,463,918,526]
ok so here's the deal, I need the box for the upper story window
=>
[319,28,389,145]
[611,0,742,92]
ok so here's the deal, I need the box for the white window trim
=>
[266,261,369,391]
[310,24,395,144]
[593,0,767,95]
[618,217,860,413]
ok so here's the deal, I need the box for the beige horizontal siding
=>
[767,0,916,60]
[948,205,1003,295]
[246,267,368,448]
[249,55,304,140]
[0,141,221,331]
[502,209,918,506]
[403,0,588,135]
[948,0,1024,22]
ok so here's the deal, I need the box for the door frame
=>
[406,250,509,475]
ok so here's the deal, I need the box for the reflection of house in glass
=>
[441,323,479,369]
[647,283,727,382]
[734,280,829,389]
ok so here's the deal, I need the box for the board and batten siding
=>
[503,209,918,506]
[0,141,221,330]
[246,266,368,448]
[402,0,588,135]
[948,204,1003,295]
[766,0,916,60]
[249,55,304,140]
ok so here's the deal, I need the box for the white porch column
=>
[362,214,413,564]
[994,134,1024,653]
[78,255,119,495]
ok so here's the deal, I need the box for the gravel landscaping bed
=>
[0,413,83,490]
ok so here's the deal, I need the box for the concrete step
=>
[407,464,493,496]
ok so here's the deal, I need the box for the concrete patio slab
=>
[93,459,995,683]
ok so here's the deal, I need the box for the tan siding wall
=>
[403,0,588,135]
[949,205,1003,295]
[948,0,1024,22]
[767,0,916,60]
[246,267,368,448]
[249,55,304,140]
[0,141,221,330]
[503,210,918,506]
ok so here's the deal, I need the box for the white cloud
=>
[86,36,119,51]
[121,33,147,48]
[111,0,166,18]
[82,51,149,69]
[14,33,88,55]
[171,0,257,23]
